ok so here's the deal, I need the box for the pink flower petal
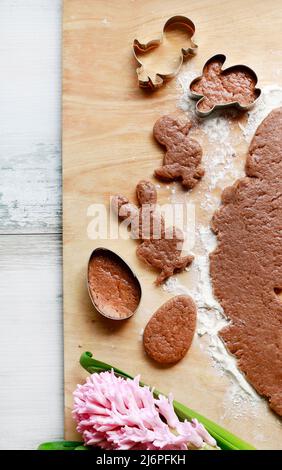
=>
[73,370,216,450]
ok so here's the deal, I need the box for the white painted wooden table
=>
[0,1,63,449]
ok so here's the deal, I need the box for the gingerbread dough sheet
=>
[210,108,282,415]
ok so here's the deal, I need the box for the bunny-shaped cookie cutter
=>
[189,54,261,117]
[133,16,198,90]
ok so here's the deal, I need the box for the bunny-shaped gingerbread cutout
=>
[190,54,261,117]
[153,115,204,189]
[133,16,197,89]
[112,180,164,240]
[210,108,282,415]
[136,226,193,285]
[112,180,193,285]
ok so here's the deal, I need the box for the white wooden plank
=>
[0,0,62,234]
[0,234,64,450]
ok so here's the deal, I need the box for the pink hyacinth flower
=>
[73,370,217,450]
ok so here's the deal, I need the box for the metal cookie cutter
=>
[87,247,142,320]
[189,54,261,117]
[133,15,198,90]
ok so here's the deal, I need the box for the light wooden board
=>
[63,0,282,449]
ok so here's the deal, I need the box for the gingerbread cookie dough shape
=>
[112,180,164,240]
[136,225,193,285]
[210,108,282,415]
[154,115,204,190]
[112,181,193,285]
[190,54,261,116]
[143,295,197,364]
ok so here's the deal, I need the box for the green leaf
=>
[80,352,256,451]
[172,400,253,450]
[80,351,133,379]
[38,441,87,451]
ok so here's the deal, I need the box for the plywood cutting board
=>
[63,0,282,449]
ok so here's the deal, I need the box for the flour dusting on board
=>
[239,84,282,140]
[165,71,282,418]
[163,234,257,400]
[177,67,242,196]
